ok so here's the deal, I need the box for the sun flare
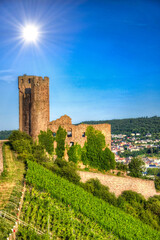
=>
[22,25,39,43]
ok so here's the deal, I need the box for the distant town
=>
[112,133,160,174]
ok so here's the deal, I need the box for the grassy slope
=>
[0,144,25,239]
[26,161,160,240]
[0,144,24,208]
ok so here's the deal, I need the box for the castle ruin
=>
[18,75,111,149]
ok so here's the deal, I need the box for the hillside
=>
[24,161,160,240]
[79,116,160,136]
[0,144,25,239]
[1,141,160,239]
[0,130,13,140]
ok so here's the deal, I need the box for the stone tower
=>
[18,75,49,140]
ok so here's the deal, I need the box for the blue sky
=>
[0,0,160,130]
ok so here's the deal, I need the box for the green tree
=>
[82,178,117,206]
[12,139,32,154]
[101,147,115,171]
[9,130,33,157]
[81,143,88,165]
[67,143,81,164]
[38,129,54,155]
[128,157,145,178]
[120,190,146,206]
[56,126,67,158]
[32,143,48,163]
[9,130,33,144]
[53,158,80,184]
[0,130,12,140]
[85,126,105,169]
[155,177,160,191]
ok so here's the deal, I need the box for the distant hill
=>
[0,130,13,140]
[79,116,160,136]
[1,116,160,138]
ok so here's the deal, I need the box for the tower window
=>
[28,78,31,83]
[82,132,85,137]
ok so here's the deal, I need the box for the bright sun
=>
[22,25,39,43]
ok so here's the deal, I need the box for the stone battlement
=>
[18,75,49,91]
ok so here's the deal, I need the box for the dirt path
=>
[0,145,24,209]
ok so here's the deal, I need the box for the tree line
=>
[80,116,160,136]
[1,116,160,139]
[0,130,12,140]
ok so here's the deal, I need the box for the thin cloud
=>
[0,69,13,73]
[121,20,147,27]
[0,74,15,82]
[0,69,15,82]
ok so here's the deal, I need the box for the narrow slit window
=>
[70,142,74,146]
[82,132,85,137]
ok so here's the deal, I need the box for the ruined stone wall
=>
[18,75,49,140]
[79,171,160,199]
[48,115,111,149]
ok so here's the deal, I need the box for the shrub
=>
[83,126,116,171]
[56,126,67,158]
[17,153,35,162]
[54,158,68,168]
[146,196,160,217]
[9,130,33,144]
[83,178,117,206]
[12,139,32,154]
[32,144,49,163]
[128,157,145,178]
[120,190,146,206]
[68,143,81,164]
[116,162,128,171]
[155,177,160,191]
[52,158,80,184]
[81,143,88,165]
[85,126,105,169]
[38,129,54,155]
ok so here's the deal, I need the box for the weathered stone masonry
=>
[18,75,49,140]
[48,115,111,149]
[19,75,111,148]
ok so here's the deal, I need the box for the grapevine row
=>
[26,161,160,240]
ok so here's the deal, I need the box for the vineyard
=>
[26,160,160,240]
[1,145,160,239]
[17,187,117,239]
